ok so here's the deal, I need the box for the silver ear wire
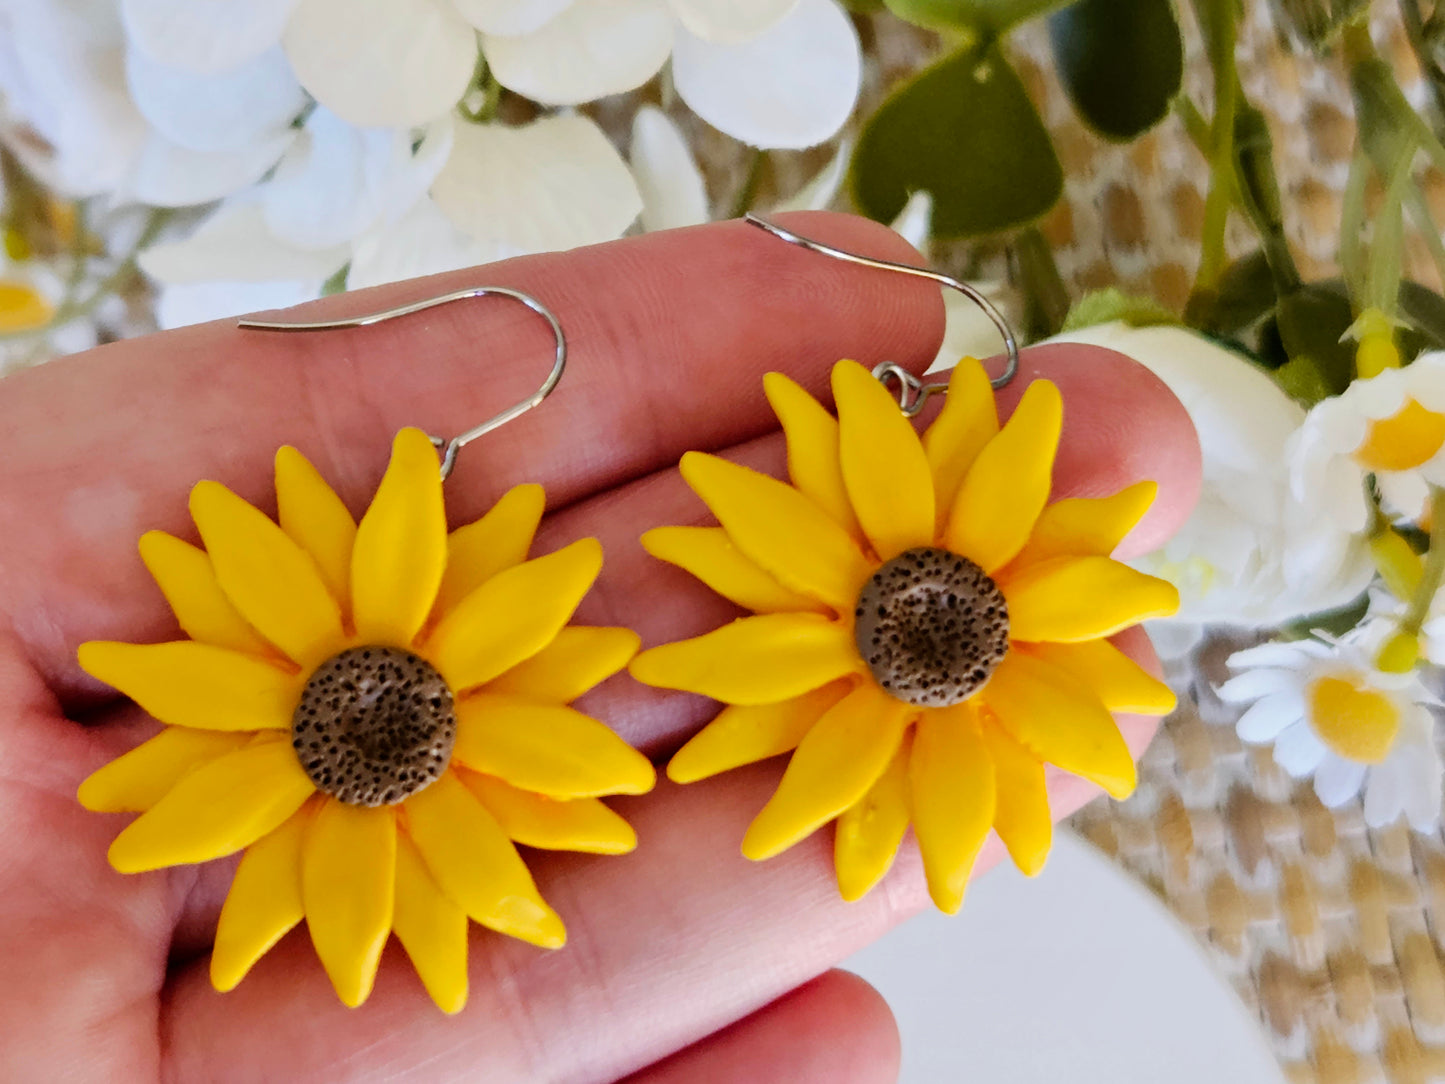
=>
[239,286,566,479]
[743,214,1020,416]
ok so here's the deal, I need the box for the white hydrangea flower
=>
[1218,630,1442,830]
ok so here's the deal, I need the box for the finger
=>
[2,213,945,695]
[622,970,900,1084]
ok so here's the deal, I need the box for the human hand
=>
[0,213,1200,1082]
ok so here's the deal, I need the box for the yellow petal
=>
[275,446,357,612]
[922,359,998,529]
[629,614,860,705]
[393,832,469,1014]
[642,526,823,615]
[741,684,911,861]
[1006,481,1158,569]
[107,737,315,873]
[78,641,300,732]
[1004,556,1180,642]
[945,379,1062,572]
[211,801,312,992]
[453,694,655,798]
[426,539,602,692]
[190,480,345,668]
[463,772,637,854]
[435,483,545,619]
[763,371,861,537]
[910,704,995,913]
[351,428,446,647]
[1020,640,1176,715]
[680,451,874,612]
[834,729,913,902]
[981,717,1050,876]
[302,801,396,1009]
[667,681,852,784]
[404,771,565,948]
[982,651,1136,799]
[78,726,252,812]
[138,531,273,658]
[834,359,935,561]
[485,626,639,704]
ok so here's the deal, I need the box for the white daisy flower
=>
[1218,631,1443,830]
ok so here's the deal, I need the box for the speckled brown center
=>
[292,646,456,807]
[854,547,1010,708]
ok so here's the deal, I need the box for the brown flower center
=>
[854,547,1010,708]
[292,646,456,807]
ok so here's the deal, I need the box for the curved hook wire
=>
[239,286,566,479]
[743,214,1020,416]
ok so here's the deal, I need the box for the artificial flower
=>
[630,359,1179,911]
[78,429,654,1011]
[1218,629,1442,829]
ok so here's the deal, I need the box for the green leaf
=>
[1257,284,1355,397]
[1061,287,1177,332]
[1210,250,1277,334]
[884,0,1068,33]
[1398,281,1445,354]
[1048,0,1183,141]
[849,45,1063,239]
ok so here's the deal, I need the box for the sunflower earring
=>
[77,288,655,1012]
[630,217,1180,913]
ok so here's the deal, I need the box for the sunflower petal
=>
[980,717,1051,877]
[909,704,995,913]
[463,772,637,854]
[642,526,823,614]
[679,451,874,612]
[78,641,300,732]
[190,480,345,668]
[211,801,312,992]
[982,651,1136,798]
[945,379,1062,572]
[922,358,997,528]
[302,801,395,1008]
[1004,556,1180,642]
[834,359,934,561]
[275,446,357,612]
[1020,640,1176,715]
[107,737,315,873]
[138,531,273,657]
[1006,481,1158,569]
[629,614,860,705]
[404,771,566,948]
[453,694,655,798]
[78,727,252,812]
[741,684,911,861]
[834,729,912,902]
[427,539,602,692]
[667,681,851,784]
[351,428,447,647]
[435,483,545,618]
[393,832,469,1014]
[484,626,639,703]
[763,371,860,537]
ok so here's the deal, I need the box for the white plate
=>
[845,830,1284,1083]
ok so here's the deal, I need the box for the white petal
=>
[452,0,574,35]
[156,279,321,330]
[665,0,797,43]
[1313,754,1367,807]
[1216,667,1298,704]
[1227,641,1314,671]
[348,198,515,290]
[672,0,860,149]
[431,114,642,252]
[889,190,933,253]
[630,105,708,232]
[123,127,296,207]
[1362,757,1406,827]
[772,138,849,212]
[1405,749,1444,831]
[1273,721,1327,778]
[483,0,672,106]
[125,46,305,153]
[121,0,298,73]
[1379,470,1431,522]
[283,0,476,127]
[139,202,349,284]
[1235,692,1304,744]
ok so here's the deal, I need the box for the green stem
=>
[1175,95,1212,156]
[1402,486,1445,636]
[1406,181,1445,294]
[1185,0,1239,322]
[1015,225,1070,338]
[729,149,767,218]
[1339,144,1370,307]
[1399,0,1445,136]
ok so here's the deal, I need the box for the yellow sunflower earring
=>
[77,288,655,1012]
[630,218,1180,913]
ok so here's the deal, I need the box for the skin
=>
[0,212,1201,1083]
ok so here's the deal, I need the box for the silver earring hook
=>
[743,214,1020,416]
[239,286,566,480]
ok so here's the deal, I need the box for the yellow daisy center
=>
[0,278,53,333]
[1354,399,1445,472]
[1306,674,1401,764]
[292,646,456,806]
[853,547,1010,708]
